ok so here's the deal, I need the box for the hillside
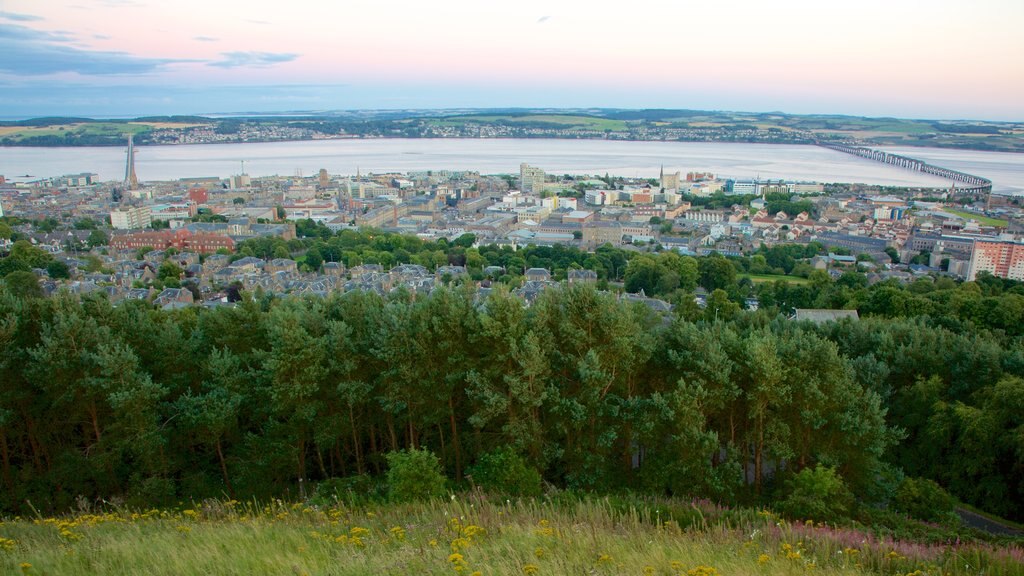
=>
[3,496,1022,576]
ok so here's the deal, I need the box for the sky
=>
[0,0,1022,120]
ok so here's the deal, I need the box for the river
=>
[1,139,1021,194]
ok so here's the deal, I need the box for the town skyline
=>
[1,0,1022,120]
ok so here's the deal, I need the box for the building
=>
[660,169,681,190]
[110,206,152,230]
[110,229,235,254]
[967,240,1024,281]
[730,180,757,195]
[520,163,545,194]
[61,173,98,187]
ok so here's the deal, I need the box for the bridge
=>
[817,142,992,195]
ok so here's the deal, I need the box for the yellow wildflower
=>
[534,547,544,559]
[523,564,539,575]
[758,554,770,564]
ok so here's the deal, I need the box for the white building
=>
[110,206,152,230]
[520,163,545,194]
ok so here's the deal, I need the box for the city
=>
[1,146,1021,310]
[2,0,1023,573]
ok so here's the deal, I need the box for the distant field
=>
[943,208,1009,227]
[0,121,203,142]
[128,121,207,129]
[740,273,811,284]
[437,114,628,131]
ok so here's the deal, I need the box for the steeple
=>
[124,134,139,190]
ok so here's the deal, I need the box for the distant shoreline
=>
[2,108,1021,153]
[2,134,1022,156]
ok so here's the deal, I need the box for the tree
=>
[2,271,42,299]
[157,261,183,282]
[87,230,109,248]
[304,247,323,272]
[9,241,53,269]
[698,255,737,292]
[45,261,70,279]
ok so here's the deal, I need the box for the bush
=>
[778,465,854,522]
[385,449,446,502]
[467,448,543,497]
[893,477,958,523]
[309,475,385,506]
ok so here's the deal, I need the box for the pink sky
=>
[1,0,1022,119]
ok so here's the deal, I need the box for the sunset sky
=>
[1,0,1022,119]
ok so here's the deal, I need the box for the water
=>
[2,139,1021,194]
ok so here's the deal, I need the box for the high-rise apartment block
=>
[110,205,152,230]
[520,163,545,194]
[967,240,1024,281]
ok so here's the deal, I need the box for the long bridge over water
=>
[817,142,992,195]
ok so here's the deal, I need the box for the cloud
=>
[244,19,270,25]
[0,23,186,75]
[208,51,299,69]
[193,35,218,42]
[0,11,43,21]
[536,16,550,23]
[93,34,112,40]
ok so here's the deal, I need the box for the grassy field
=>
[942,208,1009,227]
[739,273,812,285]
[437,115,628,131]
[2,496,1021,576]
[0,121,202,142]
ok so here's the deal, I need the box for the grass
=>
[2,496,1022,576]
[0,121,202,141]
[942,208,1009,227]
[739,273,811,285]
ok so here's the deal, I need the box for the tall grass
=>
[1,494,1021,575]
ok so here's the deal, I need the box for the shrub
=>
[385,449,446,502]
[893,477,958,523]
[309,475,386,506]
[778,465,854,522]
[467,448,543,497]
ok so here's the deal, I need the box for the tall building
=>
[520,163,545,194]
[229,173,251,189]
[968,240,1024,281]
[124,135,139,191]
[110,205,152,230]
[660,168,681,191]
[318,168,330,189]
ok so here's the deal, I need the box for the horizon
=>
[0,105,1022,125]
[0,1,1022,121]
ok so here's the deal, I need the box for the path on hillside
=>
[957,508,1023,536]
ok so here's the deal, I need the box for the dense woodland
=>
[2,224,1024,520]
[1,262,1023,520]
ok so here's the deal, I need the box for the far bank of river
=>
[1,139,1022,194]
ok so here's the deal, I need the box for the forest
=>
[1,260,1023,523]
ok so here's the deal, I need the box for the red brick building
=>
[110,229,234,254]
[188,187,209,205]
